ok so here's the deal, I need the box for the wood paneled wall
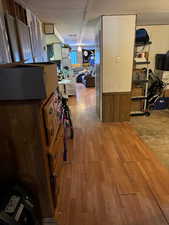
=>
[2,0,15,16]
[102,92,131,122]
[2,0,27,24]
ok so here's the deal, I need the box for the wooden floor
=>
[56,84,169,225]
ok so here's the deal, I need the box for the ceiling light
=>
[78,46,82,52]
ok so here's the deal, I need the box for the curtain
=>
[70,51,77,64]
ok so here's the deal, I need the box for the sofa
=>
[82,74,95,88]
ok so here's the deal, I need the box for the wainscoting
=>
[102,92,131,122]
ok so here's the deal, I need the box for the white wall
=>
[137,25,169,70]
[102,15,136,93]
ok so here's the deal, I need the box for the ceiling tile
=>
[23,0,169,45]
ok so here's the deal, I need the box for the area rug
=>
[130,110,169,169]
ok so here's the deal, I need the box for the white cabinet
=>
[96,15,136,122]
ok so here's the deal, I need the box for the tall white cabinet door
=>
[102,15,136,93]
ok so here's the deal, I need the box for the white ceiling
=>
[23,0,169,46]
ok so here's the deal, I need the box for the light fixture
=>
[77,46,82,52]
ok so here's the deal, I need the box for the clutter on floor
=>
[76,69,95,88]
[0,182,39,225]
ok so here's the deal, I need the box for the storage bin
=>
[153,97,169,110]
[155,54,166,70]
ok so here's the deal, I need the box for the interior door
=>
[5,14,20,62]
[16,18,33,63]
[0,14,12,63]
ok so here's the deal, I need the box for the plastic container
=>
[153,97,169,110]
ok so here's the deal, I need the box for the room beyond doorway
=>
[56,85,169,225]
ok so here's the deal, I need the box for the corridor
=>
[56,84,169,225]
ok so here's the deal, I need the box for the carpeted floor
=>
[130,110,169,169]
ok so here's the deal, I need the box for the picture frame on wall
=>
[82,49,95,64]
[43,23,55,35]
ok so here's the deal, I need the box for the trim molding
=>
[103,92,131,96]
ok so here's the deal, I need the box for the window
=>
[70,51,77,64]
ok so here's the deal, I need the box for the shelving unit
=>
[135,41,152,47]
[130,41,152,116]
[135,61,150,65]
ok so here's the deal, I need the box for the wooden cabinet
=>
[0,93,64,219]
[0,94,63,218]
[0,63,63,220]
[43,95,60,146]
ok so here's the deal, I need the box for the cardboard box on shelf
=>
[131,101,144,111]
[164,89,169,97]
[162,71,169,84]
[131,87,143,96]
[29,63,58,98]
[0,66,46,100]
[0,62,58,99]
[131,87,144,111]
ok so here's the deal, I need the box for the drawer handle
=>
[49,108,53,114]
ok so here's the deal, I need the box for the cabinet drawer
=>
[48,137,64,176]
[43,95,60,145]
[57,124,64,138]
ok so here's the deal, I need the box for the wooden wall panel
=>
[2,0,15,16]
[2,0,27,24]
[102,92,131,122]
[14,2,27,25]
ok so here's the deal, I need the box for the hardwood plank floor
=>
[56,84,169,225]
